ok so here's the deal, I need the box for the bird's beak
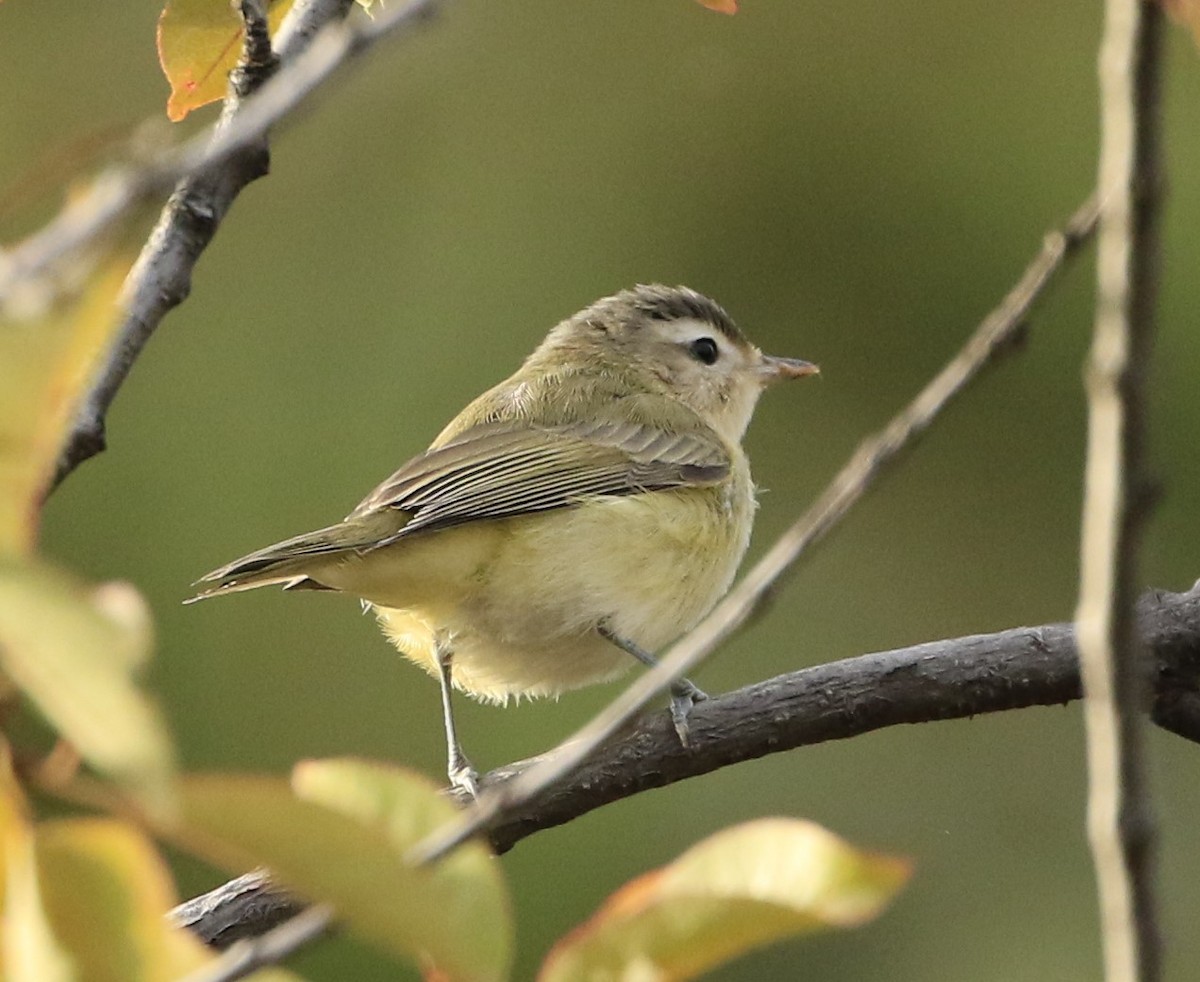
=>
[757,354,820,385]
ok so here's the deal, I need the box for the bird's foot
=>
[447,752,480,799]
[669,679,709,748]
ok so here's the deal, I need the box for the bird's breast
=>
[491,463,752,633]
[372,458,756,702]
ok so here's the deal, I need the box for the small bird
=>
[192,285,817,794]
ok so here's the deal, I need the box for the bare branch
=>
[170,582,1200,947]
[409,196,1102,864]
[1078,0,1166,978]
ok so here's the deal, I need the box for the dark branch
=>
[476,583,1200,852]
[177,902,333,982]
[170,871,301,949]
[231,0,279,95]
[49,0,357,491]
[170,582,1200,947]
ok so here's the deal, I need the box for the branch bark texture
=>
[172,583,1200,948]
[178,903,333,982]
[1078,0,1165,978]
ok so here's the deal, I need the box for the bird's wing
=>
[349,417,730,546]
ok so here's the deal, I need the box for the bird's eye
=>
[689,337,720,365]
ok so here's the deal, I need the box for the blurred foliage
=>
[539,819,909,981]
[3,0,1200,979]
[0,256,128,554]
[0,206,310,977]
[0,248,176,809]
[179,761,514,980]
[0,743,223,981]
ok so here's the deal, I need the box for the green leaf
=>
[177,763,512,982]
[156,0,296,122]
[0,559,174,813]
[0,255,128,556]
[539,818,911,982]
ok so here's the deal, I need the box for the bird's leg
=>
[596,623,708,747]
[433,637,479,798]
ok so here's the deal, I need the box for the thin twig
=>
[1077,0,1165,978]
[170,581,1200,946]
[176,903,333,982]
[233,0,278,84]
[407,196,1102,865]
[0,0,438,305]
[47,0,296,489]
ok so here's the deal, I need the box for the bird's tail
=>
[187,511,403,603]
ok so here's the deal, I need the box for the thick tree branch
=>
[1078,0,1165,978]
[468,585,1200,852]
[170,582,1200,947]
[410,196,1102,864]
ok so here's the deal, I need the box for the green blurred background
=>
[5,0,1200,978]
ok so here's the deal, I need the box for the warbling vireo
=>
[192,285,817,794]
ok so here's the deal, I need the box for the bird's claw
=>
[669,679,708,748]
[448,754,480,799]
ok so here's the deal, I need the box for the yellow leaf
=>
[539,818,910,982]
[0,744,75,982]
[1163,0,1200,43]
[0,255,128,556]
[32,817,302,981]
[157,0,296,122]
[4,828,75,982]
[0,559,174,812]
[176,763,512,982]
[35,819,183,982]
[0,741,25,935]
[693,0,738,13]
[0,739,29,837]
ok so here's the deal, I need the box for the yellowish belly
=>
[322,475,755,703]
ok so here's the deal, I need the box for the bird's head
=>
[537,284,818,443]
